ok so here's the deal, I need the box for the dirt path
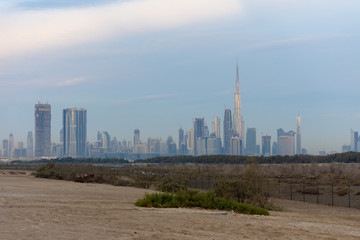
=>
[1,172,359,239]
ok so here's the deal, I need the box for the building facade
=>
[223,109,232,155]
[35,103,51,157]
[63,108,87,158]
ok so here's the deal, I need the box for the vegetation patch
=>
[134,189,269,216]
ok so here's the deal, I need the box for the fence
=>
[185,175,360,209]
[2,164,360,209]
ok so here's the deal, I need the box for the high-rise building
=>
[2,139,9,157]
[262,135,271,156]
[35,103,51,157]
[26,131,33,157]
[187,128,194,155]
[246,128,256,155]
[223,109,232,155]
[296,115,301,154]
[272,142,278,156]
[351,129,359,152]
[230,136,243,155]
[194,118,205,156]
[134,129,140,146]
[278,135,294,156]
[63,108,87,158]
[277,128,295,156]
[207,134,222,155]
[233,61,244,142]
[212,116,221,138]
[178,128,186,155]
[8,133,14,158]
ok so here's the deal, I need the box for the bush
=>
[35,162,63,180]
[157,176,188,193]
[214,164,271,209]
[134,189,269,216]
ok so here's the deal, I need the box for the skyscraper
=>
[296,115,302,154]
[262,135,271,156]
[8,133,14,158]
[223,109,232,155]
[351,129,359,152]
[134,129,140,146]
[187,128,194,155]
[193,118,205,156]
[246,128,256,155]
[63,108,87,158]
[212,116,220,138]
[26,131,33,157]
[2,139,9,158]
[178,128,186,155]
[277,128,295,156]
[233,61,244,141]
[35,103,51,157]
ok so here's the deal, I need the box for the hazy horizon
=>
[1,0,360,155]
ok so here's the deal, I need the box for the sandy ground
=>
[1,172,360,240]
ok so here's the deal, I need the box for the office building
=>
[246,128,256,155]
[194,118,205,155]
[8,133,14,158]
[134,129,140,146]
[223,109,232,154]
[230,136,243,155]
[296,115,301,154]
[26,131,33,157]
[278,135,294,156]
[277,128,295,156]
[63,108,87,158]
[262,135,271,156]
[351,129,359,152]
[212,116,220,138]
[2,140,9,157]
[35,103,51,157]
[187,128,194,155]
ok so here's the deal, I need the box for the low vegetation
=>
[134,189,269,216]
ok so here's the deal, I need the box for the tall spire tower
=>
[233,61,244,140]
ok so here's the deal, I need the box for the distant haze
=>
[1,0,360,154]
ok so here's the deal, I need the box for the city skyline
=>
[1,0,360,154]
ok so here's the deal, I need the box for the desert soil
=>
[0,171,360,240]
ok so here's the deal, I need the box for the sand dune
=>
[1,172,359,240]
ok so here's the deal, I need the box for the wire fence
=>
[2,164,360,209]
[185,175,360,209]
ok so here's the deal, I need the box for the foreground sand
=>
[1,172,360,240]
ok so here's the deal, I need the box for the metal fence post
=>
[302,178,305,202]
[348,183,351,208]
[331,183,334,206]
[290,179,293,200]
[317,183,319,204]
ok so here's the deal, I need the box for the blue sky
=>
[1,0,360,154]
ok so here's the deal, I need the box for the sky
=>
[1,0,360,154]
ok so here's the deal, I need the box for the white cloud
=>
[0,0,243,59]
[56,77,89,86]
[0,76,89,88]
[245,34,350,50]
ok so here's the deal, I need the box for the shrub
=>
[214,164,270,209]
[35,162,63,180]
[157,176,188,193]
[134,189,269,216]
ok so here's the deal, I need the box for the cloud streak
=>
[56,77,89,87]
[0,0,243,59]
[245,34,350,50]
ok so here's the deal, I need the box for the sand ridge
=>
[1,172,360,239]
